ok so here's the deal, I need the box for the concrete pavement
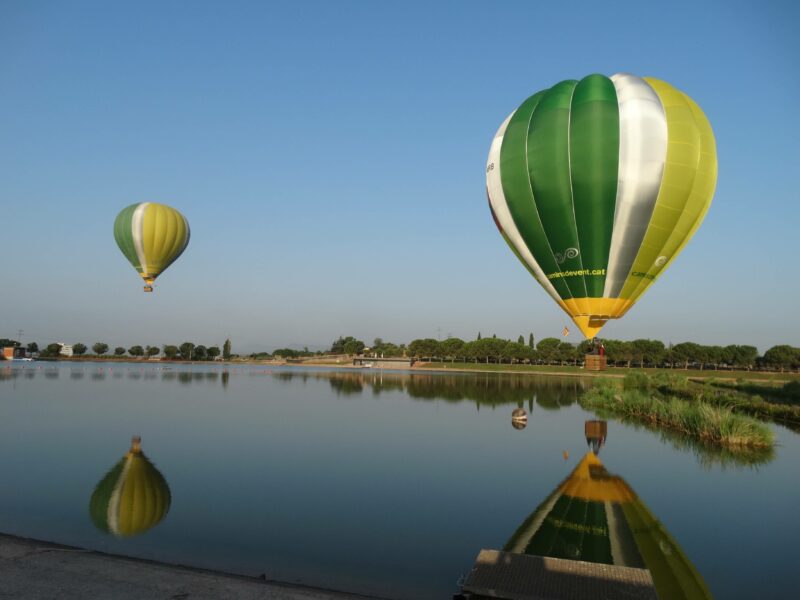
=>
[0,534,387,600]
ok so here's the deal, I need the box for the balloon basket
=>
[585,355,607,371]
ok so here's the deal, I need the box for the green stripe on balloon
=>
[527,79,585,299]
[89,459,125,533]
[113,204,141,273]
[499,91,572,300]
[569,74,619,297]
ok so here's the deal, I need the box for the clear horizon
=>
[2,0,798,354]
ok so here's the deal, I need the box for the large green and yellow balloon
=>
[487,73,717,338]
[505,451,711,599]
[114,202,190,292]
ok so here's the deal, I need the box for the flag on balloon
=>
[562,326,570,337]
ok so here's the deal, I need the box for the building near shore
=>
[2,346,28,360]
[352,356,413,369]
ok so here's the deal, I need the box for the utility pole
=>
[436,327,442,340]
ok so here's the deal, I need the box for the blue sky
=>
[1,0,798,353]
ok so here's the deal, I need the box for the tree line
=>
[4,334,798,371]
[2,338,234,362]
[248,333,798,371]
[308,334,797,372]
[404,335,799,371]
[248,336,405,359]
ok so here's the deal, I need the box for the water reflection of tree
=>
[275,371,774,467]
[273,371,586,408]
[272,371,310,384]
[328,376,365,396]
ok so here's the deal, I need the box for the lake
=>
[1,362,798,598]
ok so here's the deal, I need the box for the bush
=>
[581,386,773,449]
[783,380,800,400]
[651,372,690,391]
[623,371,650,391]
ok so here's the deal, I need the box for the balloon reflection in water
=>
[89,436,171,537]
[511,408,528,430]
[585,419,607,455]
[504,451,710,599]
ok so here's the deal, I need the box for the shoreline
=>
[0,532,388,600]
[11,356,799,383]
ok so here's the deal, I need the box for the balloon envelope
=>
[504,452,711,599]
[487,73,717,338]
[114,202,190,292]
[89,437,171,537]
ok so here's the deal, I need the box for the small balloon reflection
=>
[511,408,528,430]
[584,419,607,455]
[89,436,171,538]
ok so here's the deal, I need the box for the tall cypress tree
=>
[223,338,232,360]
[529,333,534,349]
[477,332,482,340]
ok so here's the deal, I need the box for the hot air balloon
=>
[89,436,171,537]
[503,452,711,599]
[487,73,717,338]
[585,419,607,454]
[113,202,190,292]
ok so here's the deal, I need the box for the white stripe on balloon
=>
[603,73,668,298]
[487,113,563,305]
[131,203,149,275]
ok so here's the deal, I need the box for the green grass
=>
[707,379,800,403]
[636,372,800,431]
[419,361,800,382]
[581,378,775,450]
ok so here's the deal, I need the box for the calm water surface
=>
[1,362,798,598]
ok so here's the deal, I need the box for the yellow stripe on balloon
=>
[141,203,189,279]
[618,78,703,301]
[621,80,717,305]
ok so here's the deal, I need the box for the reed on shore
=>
[581,377,774,449]
[644,372,800,430]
